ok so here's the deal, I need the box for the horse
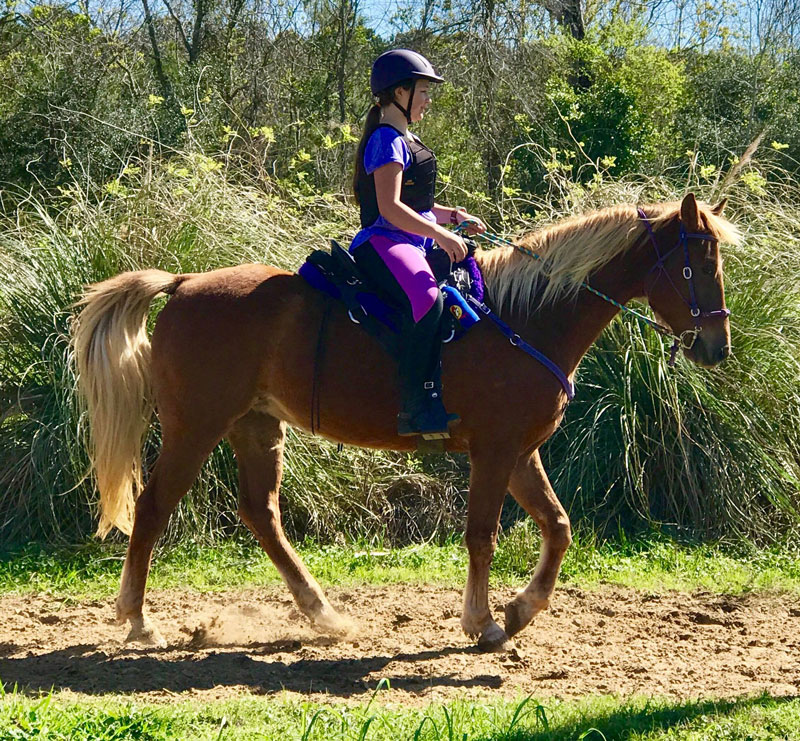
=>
[73,193,740,652]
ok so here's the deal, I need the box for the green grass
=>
[1,685,799,740]
[4,529,800,599]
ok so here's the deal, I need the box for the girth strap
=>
[310,298,333,435]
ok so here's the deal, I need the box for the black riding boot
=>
[396,299,460,438]
[351,241,460,437]
[397,374,461,438]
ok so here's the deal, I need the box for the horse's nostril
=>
[719,344,731,361]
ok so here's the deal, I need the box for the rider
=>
[350,48,486,438]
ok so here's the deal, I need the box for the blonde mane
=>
[476,201,741,315]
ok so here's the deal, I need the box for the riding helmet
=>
[369,49,444,95]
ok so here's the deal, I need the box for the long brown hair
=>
[351,84,410,204]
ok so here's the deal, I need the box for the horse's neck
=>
[502,243,649,378]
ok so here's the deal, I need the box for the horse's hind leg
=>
[116,431,220,647]
[228,410,352,637]
[503,449,572,638]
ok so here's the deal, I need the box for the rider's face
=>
[394,81,432,123]
[412,82,432,122]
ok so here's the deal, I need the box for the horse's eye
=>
[702,262,716,276]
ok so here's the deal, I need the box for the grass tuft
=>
[2,685,800,739]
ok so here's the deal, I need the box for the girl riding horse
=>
[350,49,486,438]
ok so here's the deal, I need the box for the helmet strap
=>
[391,78,417,124]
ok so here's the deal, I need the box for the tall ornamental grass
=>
[0,153,798,545]
[531,172,800,540]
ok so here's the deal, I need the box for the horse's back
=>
[149,263,405,440]
[149,263,328,425]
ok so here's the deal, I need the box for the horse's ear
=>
[711,197,728,215]
[680,193,700,230]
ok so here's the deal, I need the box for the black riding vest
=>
[357,125,437,228]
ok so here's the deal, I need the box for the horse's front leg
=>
[504,449,572,638]
[461,446,518,652]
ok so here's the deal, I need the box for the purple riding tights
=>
[366,234,439,323]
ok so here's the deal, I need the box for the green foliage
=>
[680,49,800,169]
[543,23,686,175]
[6,530,800,598]
[1,1,797,201]
[0,6,171,189]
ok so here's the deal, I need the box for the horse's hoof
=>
[125,628,167,648]
[477,623,512,653]
[125,618,167,648]
[504,598,528,638]
[312,607,355,639]
[504,594,547,638]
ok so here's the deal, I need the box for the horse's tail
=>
[72,269,185,538]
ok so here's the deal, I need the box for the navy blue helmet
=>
[370,49,444,95]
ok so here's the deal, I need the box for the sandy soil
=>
[1,585,799,706]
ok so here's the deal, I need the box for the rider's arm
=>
[373,163,449,241]
[374,164,467,262]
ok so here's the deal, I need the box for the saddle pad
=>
[298,241,483,343]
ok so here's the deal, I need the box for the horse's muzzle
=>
[685,328,731,367]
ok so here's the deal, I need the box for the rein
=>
[456,209,731,369]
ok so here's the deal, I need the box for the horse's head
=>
[642,194,735,368]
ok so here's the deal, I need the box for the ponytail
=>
[352,103,383,204]
[351,83,410,204]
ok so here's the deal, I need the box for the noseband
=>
[637,208,731,364]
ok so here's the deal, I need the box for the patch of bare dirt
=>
[2,585,800,706]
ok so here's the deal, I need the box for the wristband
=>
[450,207,466,225]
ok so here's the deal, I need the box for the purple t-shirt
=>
[349,126,436,253]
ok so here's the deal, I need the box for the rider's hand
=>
[436,229,468,263]
[457,212,487,236]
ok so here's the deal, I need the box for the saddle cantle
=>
[298,239,484,357]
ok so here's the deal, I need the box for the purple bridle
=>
[638,208,731,365]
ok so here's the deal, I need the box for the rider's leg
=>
[353,235,439,322]
[352,237,459,436]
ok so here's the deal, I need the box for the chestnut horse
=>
[73,194,739,651]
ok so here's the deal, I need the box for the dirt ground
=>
[1,585,799,706]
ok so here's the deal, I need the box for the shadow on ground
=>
[0,643,498,697]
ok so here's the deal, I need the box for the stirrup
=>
[397,411,460,439]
